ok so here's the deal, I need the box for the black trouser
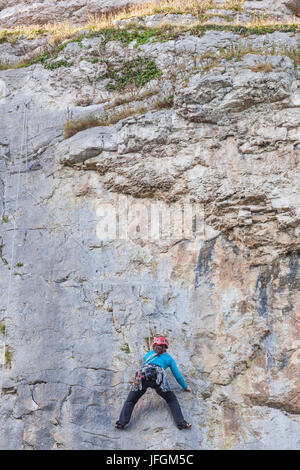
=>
[118,379,185,426]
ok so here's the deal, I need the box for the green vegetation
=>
[0,43,73,71]
[15,262,24,267]
[5,348,12,367]
[97,26,181,46]
[89,23,300,49]
[38,49,73,69]
[0,58,36,71]
[0,27,48,44]
[0,30,7,44]
[0,1,243,47]
[0,0,298,55]
[121,343,131,354]
[0,236,4,257]
[0,323,5,335]
[2,22,300,72]
[2,216,8,223]
[190,23,300,37]
[43,59,73,70]
[189,40,300,76]
[0,29,21,45]
[0,235,9,268]
[105,56,162,91]
[226,0,245,13]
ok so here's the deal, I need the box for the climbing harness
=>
[131,364,171,393]
[0,105,193,436]
[0,97,170,420]
[131,351,171,393]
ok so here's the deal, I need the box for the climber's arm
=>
[169,356,188,390]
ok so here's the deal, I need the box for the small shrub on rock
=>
[64,115,103,139]
[105,56,162,91]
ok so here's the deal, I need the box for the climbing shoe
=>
[115,421,125,429]
[177,421,191,430]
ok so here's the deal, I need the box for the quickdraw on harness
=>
[131,352,171,393]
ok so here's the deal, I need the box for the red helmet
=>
[152,336,169,349]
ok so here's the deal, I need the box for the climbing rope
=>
[0,98,169,432]
[0,102,28,397]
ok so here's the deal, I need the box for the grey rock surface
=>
[0,0,145,27]
[0,2,300,451]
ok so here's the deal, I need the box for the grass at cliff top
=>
[0,0,298,46]
[1,22,300,72]
[1,20,300,46]
[0,0,245,43]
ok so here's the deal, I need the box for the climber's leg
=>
[116,385,147,428]
[154,387,191,429]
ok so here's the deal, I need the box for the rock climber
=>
[115,336,191,430]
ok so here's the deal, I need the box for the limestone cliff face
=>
[0,0,143,27]
[0,0,293,27]
[0,0,300,450]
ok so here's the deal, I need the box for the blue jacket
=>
[144,350,188,390]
